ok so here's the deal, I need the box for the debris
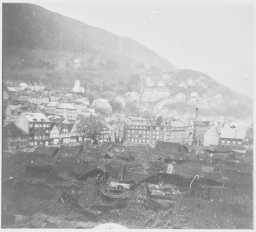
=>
[2,144,253,228]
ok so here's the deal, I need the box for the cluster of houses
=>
[122,117,251,149]
[3,80,252,152]
[125,117,194,146]
[3,112,115,151]
[6,81,46,93]
[3,109,252,152]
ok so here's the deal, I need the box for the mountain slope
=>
[3,3,173,71]
[153,69,252,120]
[2,3,252,120]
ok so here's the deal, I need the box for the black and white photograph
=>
[2,0,254,229]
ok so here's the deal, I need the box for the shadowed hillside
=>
[2,3,252,119]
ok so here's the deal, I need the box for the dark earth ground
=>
[2,144,253,228]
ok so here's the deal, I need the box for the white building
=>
[15,112,50,134]
[72,80,85,93]
[203,126,220,146]
[15,112,51,146]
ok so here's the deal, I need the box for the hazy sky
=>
[5,0,254,97]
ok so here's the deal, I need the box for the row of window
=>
[49,137,85,145]
[128,129,190,135]
[127,135,160,140]
[29,123,51,128]
[128,138,155,144]
[29,141,48,146]
[127,125,191,130]
[221,140,242,145]
[32,135,49,140]
[127,126,150,130]
[128,130,161,135]
[10,135,112,148]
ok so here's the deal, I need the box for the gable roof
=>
[3,123,28,137]
[23,112,50,122]
[59,121,74,134]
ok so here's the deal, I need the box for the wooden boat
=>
[99,183,131,202]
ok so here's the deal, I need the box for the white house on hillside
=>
[72,80,85,93]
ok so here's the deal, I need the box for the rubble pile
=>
[2,144,253,228]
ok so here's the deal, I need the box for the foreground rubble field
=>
[2,144,253,228]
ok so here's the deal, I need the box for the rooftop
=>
[57,103,76,110]
[4,123,28,137]
[23,112,50,122]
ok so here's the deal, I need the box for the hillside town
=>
[2,2,253,229]
[3,79,253,152]
[2,78,253,228]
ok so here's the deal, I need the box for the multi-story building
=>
[97,125,112,144]
[44,102,59,115]
[15,112,52,146]
[48,120,87,146]
[59,120,75,144]
[125,117,165,146]
[55,103,78,121]
[49,125,61,145]
[164,126,193,145]
[3,123,29,151]
[162,119,193,145]
[125,117,195,146]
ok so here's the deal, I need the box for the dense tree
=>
[76,115,105,144]
[92,98,112,116]
[110,97,125,113]
[125,101,140,116]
